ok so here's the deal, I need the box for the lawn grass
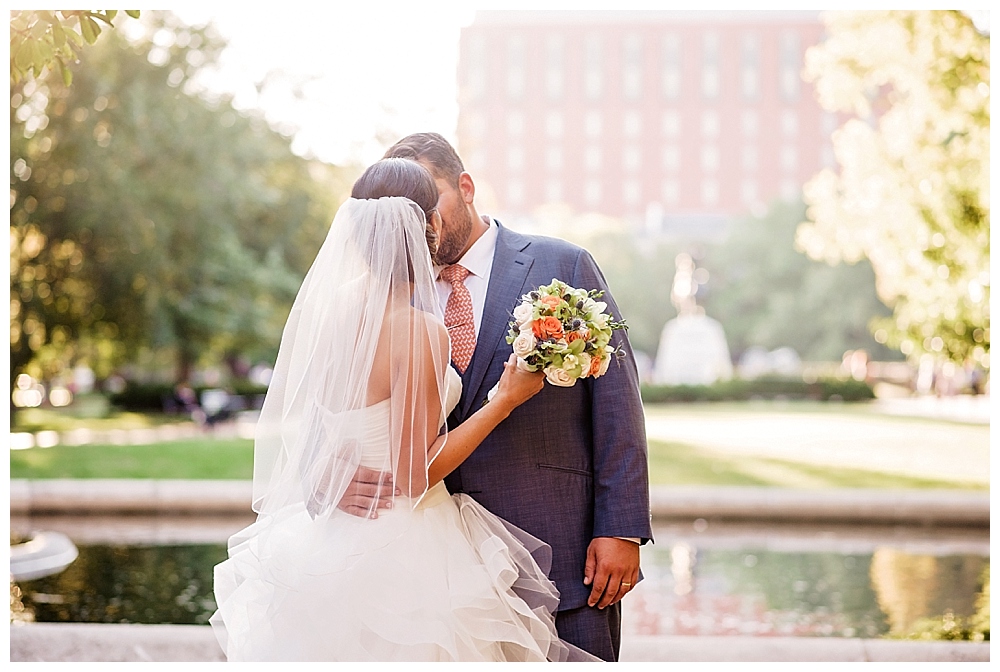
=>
[646,440,986,490]
[9,434,983,489]
[9,439,254,480]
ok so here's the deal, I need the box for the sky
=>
[159,2,989,167]
[172,3,477,166]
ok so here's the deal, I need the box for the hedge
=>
[640,376,876,403]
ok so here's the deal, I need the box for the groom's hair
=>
[383,133,465,188]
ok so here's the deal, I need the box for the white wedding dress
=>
[211,367,589,662]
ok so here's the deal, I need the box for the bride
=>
[210,158,597,662]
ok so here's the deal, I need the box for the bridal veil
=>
[251,196,450,519]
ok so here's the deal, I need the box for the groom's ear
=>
[458,172,475,204]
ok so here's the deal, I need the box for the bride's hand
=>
[491,354,545,410]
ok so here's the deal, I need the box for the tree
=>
[797,11,989,369]
[700,200,896,362]
[10,12,350,390]
[10,10,140,86]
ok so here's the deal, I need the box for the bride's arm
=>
[424,353,543,488]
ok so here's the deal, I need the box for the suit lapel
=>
[460,223,533,418]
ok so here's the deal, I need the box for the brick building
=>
[456,10,836,238]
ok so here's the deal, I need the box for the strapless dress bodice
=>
[356,366,463,475]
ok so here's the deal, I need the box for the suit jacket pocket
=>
[537,463,593,478]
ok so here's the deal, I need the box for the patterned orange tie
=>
[441,264,476,373]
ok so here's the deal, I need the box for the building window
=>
[780,146,797,172]
[507,35,526,100]
[701,110,720,138]
[623,179,641,206]
[623,145,641,172]
[780,179,799,202]
[546,34,564,101]
[702,32,720,100]
[662,178,679,205]
[821,111,838,136]
[701,146,720,173]
[662,34,681,100]
[821,144,836,169]
[781,109,798,137]
[741,109,758,137]
[585,146,602,172]
[623,34,643,100]
[741,179,757,205]
[741,146,758,171]
[624,110,642,137]
[464,112,487,140]
[546,146,563,171]
[662,110,681,137]
[585,34,603,100]
[507,112,524,137]
[780,31,801,102]
[508,180,524,207]
[546,111,564,139]
[584,179,602,207]
[464,34,487,102]
[507,146,524,172]
[467,149,486,174]
[546,180,562,203]
[741,33,759,101]
[585,111,602,138]
[663,145,680,172]
[701,179,719,205]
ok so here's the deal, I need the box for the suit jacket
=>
[444,221,653,611]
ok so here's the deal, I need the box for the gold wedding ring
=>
[621,582,631,587]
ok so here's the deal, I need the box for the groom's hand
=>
[583,537,640,609]
[336,466,399,519]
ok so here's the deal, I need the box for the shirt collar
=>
[435,217,498,280]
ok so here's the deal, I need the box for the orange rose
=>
[588,355,603,377]
[566,328,590,344]
[532,316,564,340]
[540,295,562,311]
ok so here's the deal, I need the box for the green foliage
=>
[701,200,897,362]
[799,10,990,368]
[641,376,876,403]
[10,10,140,86]
[889,565,989,641]
[10,12,351,388]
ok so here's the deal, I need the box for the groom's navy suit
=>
[444,221,652,660]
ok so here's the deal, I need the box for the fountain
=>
[653,253,733,386]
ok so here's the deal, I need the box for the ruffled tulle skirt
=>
[210,483,595,662]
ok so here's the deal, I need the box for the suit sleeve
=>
[571,249,653,544]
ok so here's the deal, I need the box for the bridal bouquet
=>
[488,279,627,400]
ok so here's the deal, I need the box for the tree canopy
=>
[10,10,140,86]
[797,10,989,369]
[10,12,352,388]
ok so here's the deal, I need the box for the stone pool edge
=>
[10,479,991,526]
[8,623,990,662]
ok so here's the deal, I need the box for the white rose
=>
[596,352,612,377]
[587,300,607,317]
[544,366,576,387]
[512,331,537,358]
[512,302,533,327]
[576,352,592,377]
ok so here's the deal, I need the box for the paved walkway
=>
[8,623,990,662]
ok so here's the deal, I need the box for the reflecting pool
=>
[10,516,989,637]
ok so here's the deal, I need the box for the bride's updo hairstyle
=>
[351,157,439,257]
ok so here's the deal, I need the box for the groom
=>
[346,133,652,661]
